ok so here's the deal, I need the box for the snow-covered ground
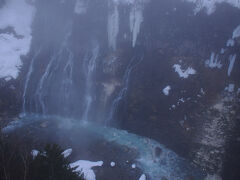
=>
[70,160,103,180]
[0,0,35,80]
[62,148,72,158]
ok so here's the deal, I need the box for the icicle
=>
[130,3,144,47]
[108,4,119,51]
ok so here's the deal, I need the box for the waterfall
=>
[108,3,119,51]
[35,54,56,114]
[82,43,100,122]
[22,49,41,115]
[62,50,74,101]
[107,54,144,124]
[34,28,73,114]
[130,3,144,47]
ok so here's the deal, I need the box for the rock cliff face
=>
[0,0,240,178]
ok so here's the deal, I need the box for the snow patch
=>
[184,0,240,15]
[225,84,235,93]
[110,162,116,167]
[227,54,236,76]
[0,0,36,80]
[205,52,222,69]
[70,160,103,180]
[200,88,206,95]
[233,25,240,39]
[179,98,185,103]
[131,163,136,168]
[173,64,196,78]
[162,86,171,96]
[62,148,72,158]
[226,38,235,47]
[31,150,39,159]
[220,48,225,54]
[139,174,146,180]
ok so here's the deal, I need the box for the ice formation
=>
[130,3,144,47]
[108,4,119,50]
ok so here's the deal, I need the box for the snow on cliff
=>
[163,86,171,96]
[173,64,196,78]
[0,0,35,80]
[184,0,240,15]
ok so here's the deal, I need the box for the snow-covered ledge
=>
[0,0,36,81]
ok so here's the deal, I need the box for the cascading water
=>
[107,54,144,124]
[22,49,41,115]
[81,43,99,122]
[34,28,74,115]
